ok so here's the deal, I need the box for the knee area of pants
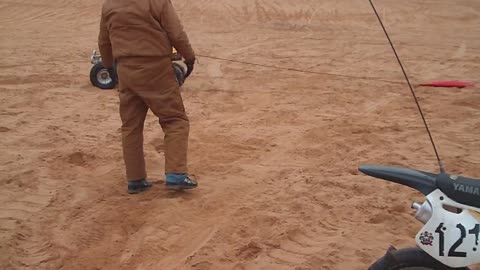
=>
[159,119,189,129]
[121,127,145,136]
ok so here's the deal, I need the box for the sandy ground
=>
[1,0,479,269]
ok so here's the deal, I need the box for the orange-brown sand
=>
[1,0,479,269]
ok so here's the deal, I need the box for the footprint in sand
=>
[66,151,95,166]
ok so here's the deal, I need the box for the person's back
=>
[99,0,195,67]
[98,0,198,193]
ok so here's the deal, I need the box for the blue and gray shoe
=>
[127,179,153,194]
[165,173,198,190]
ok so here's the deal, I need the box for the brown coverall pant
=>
[98,0,196,181]
[117,57,189,180]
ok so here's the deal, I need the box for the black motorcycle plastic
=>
[369,246,469,270]
[358,165,437,195]
[437,173,480,209]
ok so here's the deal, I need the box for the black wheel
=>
[90,62,117,89]
[172,62,186,86]
[369,247,470,270]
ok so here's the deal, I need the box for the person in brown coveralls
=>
[98,0,197,193]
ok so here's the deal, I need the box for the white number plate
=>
[416,190,480,268]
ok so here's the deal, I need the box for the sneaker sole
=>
[127,186,152,194]
[166,185,197,190]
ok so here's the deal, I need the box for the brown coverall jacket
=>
[98,0,195,68]
[98,0,195,180]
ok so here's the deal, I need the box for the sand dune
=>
[0,0,479,269]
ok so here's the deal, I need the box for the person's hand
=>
[184,58,195,79]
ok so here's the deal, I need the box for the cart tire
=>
[90,62,116,89]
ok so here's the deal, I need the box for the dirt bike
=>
[89,49,187,90]
[359,165,480,269]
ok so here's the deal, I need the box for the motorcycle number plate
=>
[416,190,480,268]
